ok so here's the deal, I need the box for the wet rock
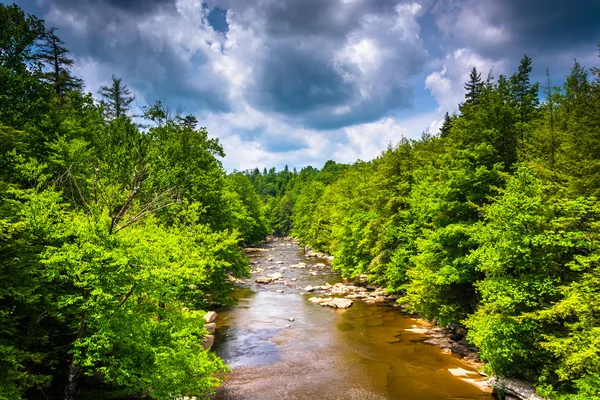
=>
[267,272,282,281]
[288,317,294,322]
[304,285,316,292]
[276,290,284,293]
[310,271,318,276]
[203,311,217,323]
[244,248,269,253]
[267,257,274,261]
[447,322,468,337]
[251,267,264,274]
[255,277,271,284]
[202,334,215,350]
[290,278,297,282]
[315,263,326,268]
[324,298,353,309]
[489,377,546,400]
[205,323,216,334]
[309,297,333,304]
[275,261,284,264]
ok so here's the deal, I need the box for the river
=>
[212,238,492,400]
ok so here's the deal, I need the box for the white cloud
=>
[425,48,503,114]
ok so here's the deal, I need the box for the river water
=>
[212,239,492,400]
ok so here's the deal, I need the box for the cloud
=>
[10,0,600,171]
[432,0,600,62]
[425,48,503,114]
[216,0,428,130]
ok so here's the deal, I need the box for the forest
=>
[2,2,600,400]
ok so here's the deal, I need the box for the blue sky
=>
[9,0,600,171]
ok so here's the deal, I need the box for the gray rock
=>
[202,335,215,350]
[205,323,216,334]
[203,311,217,323]
[326,298,353,309]
[267,272,282,281]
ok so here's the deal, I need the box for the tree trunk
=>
[64,316,87,400]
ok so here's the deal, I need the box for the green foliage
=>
[0,6,267,398]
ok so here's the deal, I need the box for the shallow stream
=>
[213,239,492,400]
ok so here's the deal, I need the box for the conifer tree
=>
[37,27,82,97]
[99,74,135,120]
[460,67,484,111]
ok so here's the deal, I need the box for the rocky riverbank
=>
[240,237,543,400]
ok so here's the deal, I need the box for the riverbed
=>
[212,238,492,400]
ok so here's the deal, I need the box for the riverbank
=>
[243,237,544,400]
[283,238,544,400]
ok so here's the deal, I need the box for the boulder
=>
[267,272,282,281]
[202,335,215,350]
[325,298,353,309]
[203,311,217,323]
[205,322,216,334]
[304,285,316,292]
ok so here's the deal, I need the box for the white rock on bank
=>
[203,311,217,323]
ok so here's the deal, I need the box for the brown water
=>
[213,239,492,400]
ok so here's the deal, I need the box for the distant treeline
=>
[248,49,600,399]
[1,4,269,399]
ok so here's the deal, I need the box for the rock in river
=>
[204,311,217,323]
[324,298,353,309]
[205,322,216,334]
[202,334,215,350]
[267,272,282,281]
[255,277,271,284]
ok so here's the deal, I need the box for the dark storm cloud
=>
[213,0,428,129]
[434,0,600,61]
[14,0,428,129]
[42,0,176,15]
[16,0,230,112]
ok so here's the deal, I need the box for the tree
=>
[460,66,484,111]
[0,4,49,128]
[37,27,82,97]
[439,112,453,137]
[98,74,135,120]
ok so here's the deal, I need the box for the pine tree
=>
[460,67,484,111]
[99,74,135,120]
[510,55,540,141]
[439,112,453,137]
[36,27,82,97]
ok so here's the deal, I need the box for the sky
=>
[9,0,600,171]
